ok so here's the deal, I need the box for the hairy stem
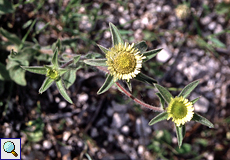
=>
[61,59,74,68]
[116,82,164,112]
[96,66,163,112]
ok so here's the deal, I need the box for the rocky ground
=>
[1,0,230,159]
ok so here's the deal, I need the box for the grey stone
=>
[112,101,127,112]
[106,107,114,117]
[43,140,52,149]
[60,146,72,160]
[137,145,145,155]
[117,135,124,143]
[191,93,209,113]
[33,144,41,150]
[59,101,67,109]
[200,16,211,25]
[162,5,171,13]
[121,125,130,135]
[96,118,107,127]
[111,113,126,128]
[192,49,205,56]
[63,131,71,141]
[214,24,223,34]
[78,93,88,103]
[91,127,99,138]
[156,49,172,63]
[55,97,60,103]
[49,149,56,158]
[135,116,152,137]
[208,22,216,30]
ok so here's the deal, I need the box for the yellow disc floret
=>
[46,68,60,80]
[106,42,145,81]
[166,96,194,126]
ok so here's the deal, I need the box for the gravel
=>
[1,0,230,159]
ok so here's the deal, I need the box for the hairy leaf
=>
[134,41,147,53]
[178,80,199,98]
[192,113,214,128]
[39,77,54,94]
[176,125,186,148]
[109,23,124,46]
[143,48,162,62]
[97,74,115,94]
[155,84,173,104]
[97,44,109,54]
[148,112,168,126]
[56,79,73,104]
[21,66,47,75]
[84,59,107,66]
[155,92,165,109]
[135,72,157,85]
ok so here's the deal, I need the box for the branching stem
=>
[115,82,163,112]
[96,66,163,112]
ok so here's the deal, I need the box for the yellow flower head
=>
[167,96,194,126]
[47,68,60,80]
[106,42,145,82]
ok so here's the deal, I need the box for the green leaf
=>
[6,59,19,70]
[176,143,192,154]
[109,22,124,46]
[215,2,230,15]
[155,92,165,109]
[126,80,132,92]
[0,62,10,80]
[209,37,226,48]
[19,19,36,51]
[192,113,214,128]
[148,112,168,126]
[20,47,39,61]
[21,66,47,75]
[52,39,62,53]
[84,59,107,66]
[73,55,81,64]
[58,68,68,76]
[143,48,162,62]
[34,22,50,36]
[51,48,59,68]
[134,72,157,85]
[39,77,54,94]
[191,97,200,105]
[134,41,147,53]
[154,84,173,104]
[8,49,36,63]
[26,131,43,142]
[62,67,81,89]
[176,125,186,148]
[22,20,33,29]
[0,0,14,15]
[97,44,109,54]
[8,66,27,86]
[55,79,73,104]
[97,74,115,94]
[0,28,21,46]
[178,80,199,98]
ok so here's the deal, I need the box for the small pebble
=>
[59,101,67,109]
[43,140,52,149]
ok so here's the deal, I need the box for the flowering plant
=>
[149,80,214,147]
[21,23,214,148]
[84,23,161,94]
